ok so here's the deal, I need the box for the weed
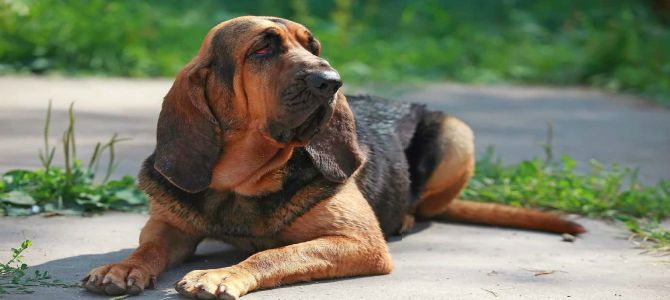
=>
[626,219,670,254]
[0,240,78,295]
[463,146,670,253]
[0,102,147,216]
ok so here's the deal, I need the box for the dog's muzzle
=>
[268,70,341,144]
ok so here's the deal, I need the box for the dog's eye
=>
[307,36,320,55]
[253,44,272,57]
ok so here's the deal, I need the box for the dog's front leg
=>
[175,181,393,299]
[84,215,202,295]
[176,235,392,299]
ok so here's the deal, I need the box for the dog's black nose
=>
[305,70,342,98]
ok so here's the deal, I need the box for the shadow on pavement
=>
[28,240,251,299]
[27,237,385,299]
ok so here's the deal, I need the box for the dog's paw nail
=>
[196,290,216,299]
[87,274,98,284]
[104,282,125,295]
[81,275,90,283]
[219,288,239,300]
[127,283,143,295]
[218,285,240,300]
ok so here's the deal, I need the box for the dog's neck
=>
[209,128,294,195]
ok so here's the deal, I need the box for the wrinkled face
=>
[205,16,342,145]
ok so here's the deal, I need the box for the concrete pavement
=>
[1,77,669,299]
[1,213,668,300]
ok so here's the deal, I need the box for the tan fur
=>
[416,116,475,217]
[439,200,586,234]
[175,181,393,298]
[399,214,416,235]
[414,116,585,234]
[83,215,203,295]
[209,128,294,195]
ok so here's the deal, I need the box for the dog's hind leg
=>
[408,112,584,234]
[407,113,475,219]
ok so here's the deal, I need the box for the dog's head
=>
[153,16,363,193]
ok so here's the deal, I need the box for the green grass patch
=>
[464,146,670,253]
[1,1,669,105]
[0,240,78,295]
[0,102,147,216]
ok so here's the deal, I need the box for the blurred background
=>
[1,0,669,105]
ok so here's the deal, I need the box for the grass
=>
[0,0,669,105]
[463,124,670,253]
[0,102,147,216]
[465,150,670,222]
[464,148,670,252]
[0,240,78,295]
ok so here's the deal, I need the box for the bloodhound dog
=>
[83,16,584,299]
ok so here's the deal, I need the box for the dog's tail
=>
[436,199,586,234]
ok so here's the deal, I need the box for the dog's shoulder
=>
[345,94,427,236]
[346,94,425,149]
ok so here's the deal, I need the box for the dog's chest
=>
[191,150,341,248]
[201,195,288,251]
[141,151,339,250]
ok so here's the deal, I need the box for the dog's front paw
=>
[82,263,156,295]
[175,267,257,300]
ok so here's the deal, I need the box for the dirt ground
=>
[0,77,668,299]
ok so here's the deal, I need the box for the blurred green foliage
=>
[1,0,669,104]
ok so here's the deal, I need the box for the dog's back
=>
[348,95,585,236]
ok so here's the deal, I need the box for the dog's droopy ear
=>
[306,96,366,183]
[154,61,222,193]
